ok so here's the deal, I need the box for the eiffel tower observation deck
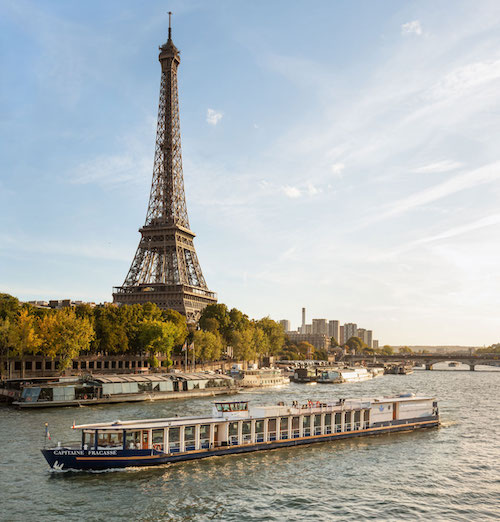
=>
[113,14,217,322]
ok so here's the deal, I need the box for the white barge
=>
[41,394,439,470]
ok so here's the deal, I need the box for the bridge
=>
[345,353,500,371]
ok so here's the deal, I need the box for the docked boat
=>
[317,367,374,384]
[4,373,236,408]
[41,394,440,470]
[230,367,289,388]
[385,364,414,375]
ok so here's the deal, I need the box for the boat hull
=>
[41,417,439,470]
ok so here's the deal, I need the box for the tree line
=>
[0,294,291,371]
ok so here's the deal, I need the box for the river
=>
[1,365,499,521]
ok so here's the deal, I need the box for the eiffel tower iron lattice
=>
[113,15,217,322]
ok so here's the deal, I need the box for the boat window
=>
[280,418,288,431]
[229,422,239,445]
[152,429,164,449]
[83,430,95,449]
[291,417,300,430]
[184,426,196,451]
[267,418,277,441]
[314,415,321,427]
[229,422,239,437]
[199,424,210,449]
[302,416,311,428]
[98,431,123,449]
[126,431,141,449]
[325,414,332,427]
[354,411,361,423]
[334,413,342,426]
[255,420,264,442]
[169,427,180,452]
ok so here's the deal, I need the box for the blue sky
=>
[1,0,500,346]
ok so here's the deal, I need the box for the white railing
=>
[280,431,289,440]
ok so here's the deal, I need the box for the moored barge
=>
[41,394,439,470]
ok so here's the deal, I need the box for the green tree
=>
[39,309,94,370]
[331,337,339,347]
[345,336,365,352]
[399,346,413,355]
[136,319,179,367]
[380,345,394,355]
[0,293,20,320]
[256,317,285,356]
[232,327,256,361]
[162,309,188,346]
[193,330,223,362]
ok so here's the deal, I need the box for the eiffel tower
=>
[113,14,217,322]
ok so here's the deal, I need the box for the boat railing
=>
[200,438,210,449]
[314,426,322,435]
[345,423,352,431]
[292,429,300,439]
[169,442,180,453]
[303,427,311,436]
[267,431,277,441]
[229,435,239,445]
[242,434,252,444]
[280,430,289,440]
[255,432,264,442]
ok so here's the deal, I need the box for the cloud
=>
[306,183,320,196]
[364,161,500,225]
[413,160,463,174]
[375,213,500,260]
[282,186,301,198]
[206,108,223,126]
[401,20,422,36]
[330,163,345,177]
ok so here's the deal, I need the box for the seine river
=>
[1,365,499,521]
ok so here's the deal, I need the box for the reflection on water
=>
[1,371,499,521]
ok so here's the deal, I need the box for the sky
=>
[1,0,500,346]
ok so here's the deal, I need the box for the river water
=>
[1,365,499,521]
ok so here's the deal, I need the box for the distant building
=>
[339,325,345,345]
[312,319,327,335]
[367,330,373,348]
[279,320,291,333]
[287,332,330,351]
[48,299,96,309]
[373,340,379,349]
[328,320,340,341]
[357,328,367,344]
[344,323,358,342]
[302,307,306,329]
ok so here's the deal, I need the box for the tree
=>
[232,327,256,361]
[193,330,223,362]
[8,309,42,359]
[331,337,339,347]
[399,346,413,355]
[297,341,315,359]
[38,309,94,370]
[256,317,285,356]
[345,336,365,353]
[136,319,178,367]
[0,293,20,320]
[161,309,188,347]
[380,345,394,355]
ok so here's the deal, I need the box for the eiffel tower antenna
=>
[113,17,217,322]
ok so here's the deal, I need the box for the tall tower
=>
[113,14,217,322]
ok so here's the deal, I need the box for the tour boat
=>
[230,367,290,388]
[316,367,376,384]
[41,394,439,470]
